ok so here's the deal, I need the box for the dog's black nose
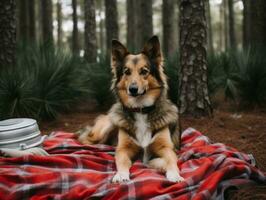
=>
[129,84,138,96]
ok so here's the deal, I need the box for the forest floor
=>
[40,101,266,200]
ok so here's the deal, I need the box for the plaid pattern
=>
[0,128,265,200]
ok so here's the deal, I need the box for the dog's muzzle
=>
[128,83,146,97]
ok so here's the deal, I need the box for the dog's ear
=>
[142,36,162,62]
[112,40,128,65]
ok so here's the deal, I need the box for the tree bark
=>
[134,0,142,51]
[126,0,136,52]
[72,0,79,54]
[28,0,36,42]
[98,0,105,54]
[139,0,153,46]
[84,0,97,63]
[219,1,224,51]
[162,0,175,58]
[57,0,62,47]
[249,0,266,48]
[206,0,214,54]
[228,0,236,50]
[18,0,29,42]
[223,0,229,51]
[0,0,16,67]
[105,0,119,54]
[40,0,53,45]
[242,0,251,49]
[179,0,212,116]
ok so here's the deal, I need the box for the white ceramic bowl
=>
[0,118,46,150]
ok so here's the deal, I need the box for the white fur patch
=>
[112,171,130,183]
[127,96,155,108]
[166,170,184,182]
[134,113,151,148]
[133,113,152,163]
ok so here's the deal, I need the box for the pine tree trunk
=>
[219,1,224,51]
[0,0,16,67]
[134,0,142,51]
[179,0,212,117]
[139,0,153,46]
[28,0,36,42]
[84,0,97,63]
[99,0,105,54]
[72,0,79,54]
[206,0,214,54]
[57,0,62,47]
[163,0,175,58]
[249,0,266,48]
[40,0,53,45]
[242,0,251,49]
[19,0,29,42]
[228,0,236,50]
[223,0,229,51]
[105,0,119,54]
[126,0,136,52]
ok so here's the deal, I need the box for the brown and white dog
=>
[79,36,184,183]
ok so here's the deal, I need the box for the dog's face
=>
[111,36,167,108]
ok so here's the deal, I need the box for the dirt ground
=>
[40,103,266,199]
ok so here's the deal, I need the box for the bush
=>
[0,44,91,120]
[164,54,180,104]
[232,49,266,107]
[87,55,114,106]
[207,49,266,108]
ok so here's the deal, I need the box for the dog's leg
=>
[112,129,139,183]
[79,114,114,145]
[149,127,184,182]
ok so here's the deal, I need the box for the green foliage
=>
[207,51,239,100]
[207,49,266,107]
[232,49,266,106]
[1,44,265,121]
[87,55,114,106]
[0,44,91,120]
[164,54,180,104]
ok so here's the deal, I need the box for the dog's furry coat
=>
[79,36,184,183]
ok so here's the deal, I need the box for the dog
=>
[79,36,184,183]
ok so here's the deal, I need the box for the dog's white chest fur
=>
[134,113,152,147]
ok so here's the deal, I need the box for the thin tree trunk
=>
[139,0,153,46]
[163,0,175,58]
[179,0,212,116]
[126,0,136,52]
[28,0,36,42]
[249,0,266,48]
[105,0,119,54]
[223,0,229,51]
[72,0,79,54]
[40,0,53,45]
[0,0,16,66]
[206,0,214,54]
[134,0,142,51]
[57,0,62,47]
[19,0,29,42]
[219,1,224,51]
[99,0,105,54]
[228,0,236,50]
[84,0,97,63]
[242,0,251,49]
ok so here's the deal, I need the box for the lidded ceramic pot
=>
[0,118,46,150]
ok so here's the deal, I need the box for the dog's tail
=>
[77,115,115,145]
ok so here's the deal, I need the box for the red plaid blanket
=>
[0,128,265,200]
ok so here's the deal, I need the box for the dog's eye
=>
[140,68,149,76]
[124,68,131,75]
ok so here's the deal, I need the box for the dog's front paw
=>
[112,172,130,183]
[166,170,184,182]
